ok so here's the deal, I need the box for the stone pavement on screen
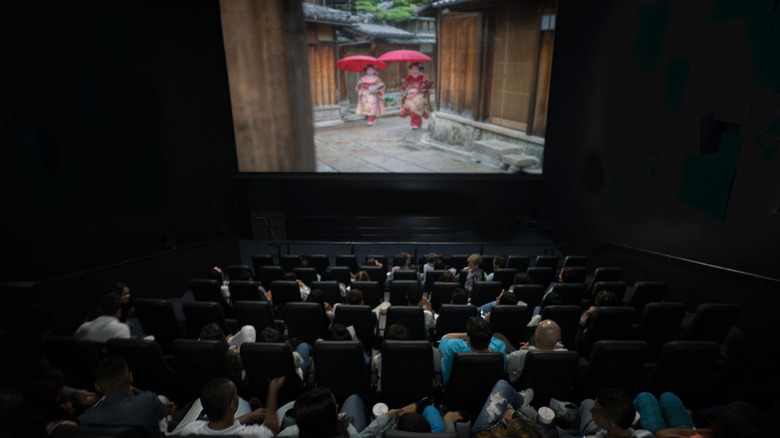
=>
[314,113,494,173]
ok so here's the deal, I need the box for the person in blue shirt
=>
[438,317,506,385]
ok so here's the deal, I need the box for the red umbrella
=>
[334,55,387,72]
[377,49,433,63]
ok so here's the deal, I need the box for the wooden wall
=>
[220,0,315,172]
[309,44,337,107]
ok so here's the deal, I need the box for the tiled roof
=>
[431,0,475,7]
[302,3,357,24]
[351,22,416,38]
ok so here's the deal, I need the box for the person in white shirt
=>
[73,293,130,343]
[179,375,285,437]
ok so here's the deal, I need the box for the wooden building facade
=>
[434,0,556,138]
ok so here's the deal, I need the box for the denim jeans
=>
[471,380,529,435]
[633,392,694,435]
[295,342,311,382]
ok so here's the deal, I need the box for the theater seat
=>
[50,425,142,438]
[172,339,243,401]
[312,340,369,407]
[639,340,720,407]
[43,336,102,390]
[444,352,505,420]
[379,340,435,408]
[239,342,305,406]
[133,298,187,354]
[105,338,182,401]
[434,304,478,340]
[515,350,579,408]
[575,340,647,400]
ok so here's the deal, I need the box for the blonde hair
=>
[467,253,482,266]
[476,417,544,438]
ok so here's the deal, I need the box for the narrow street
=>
[314,113,494,173]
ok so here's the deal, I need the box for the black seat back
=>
[434,304,478,340]
[380,340,435,408]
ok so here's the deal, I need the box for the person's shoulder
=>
[490,337,507,353]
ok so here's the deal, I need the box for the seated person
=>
[178,376,285,436]
[438,317,506,385]
[470,379,538,437]
[480,291,523,321]
[385,251,422,290]
[79,357,173,438]
[506,319,566,384]
[578,389,652,438]
[74,293,131,343]
[485,256,507,282]
[450,287,468,304]
[405,284,435,332]
[257,327,310,382]
[277,387,414,437]
[395,408,463,434]
[371,323,410,391]
[455,254,486,299]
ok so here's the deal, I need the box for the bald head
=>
[534,319,561,349]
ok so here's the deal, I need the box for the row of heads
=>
[364,62,424,72]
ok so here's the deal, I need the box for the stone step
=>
[502,153,540,173]
[471,139,525,167]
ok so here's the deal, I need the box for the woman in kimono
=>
[355,64,385,126]
[399,62,432,129]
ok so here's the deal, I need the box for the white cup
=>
[372,402,389,418]
[538,406,555,425]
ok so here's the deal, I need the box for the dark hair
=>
[513,273,531,285]
[499,291,519,306]
[409,62,424,70]
[346,289,364,305]
[451,288,468,304]
[24,369,66,423]
[99,293,122,316]
[594,290,618,307]
[712,404,761,438]
[406,284,423,305]
[363,64,376,72]
[559,266,576,283]
[95,356,130,394]
[293,388,349,438]
[595,389,636,430]
[395,252,411,266]
[493,256,506,269]
[327,324,352,341]
[307,289,324,304]
[396,412,431,432]
[207,267,224,282]
[111,281,128,294]
[258,327,285,343]
[232,268,252,281]
[199,323,228,348]
[426,252,439,264]
[466,317,493,350]
[385,323,410,341]
[438,271,456,283]
[200,377,235,422]
[354,270,370,282]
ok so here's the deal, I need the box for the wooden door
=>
[438,12,483,117]
[488,3,542,132]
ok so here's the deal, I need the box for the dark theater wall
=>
[543,0,780,279]
[0,0,243,280]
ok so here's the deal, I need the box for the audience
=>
[438,317,506,385]
[79,357,173,438]
[506,319,566,383]
[74,293,131,343]
[456,253,486,299]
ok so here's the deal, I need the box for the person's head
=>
[438,271,455,283]
[232,268,252,281]
[354,270,370,282]
[451,287,468,304]
[293,387,347,438]
[111,281,131,304]
[99,293,123,317]
[558,266,576,283]
[199,323,228,348]
[591,389,636,432]
[498,291,519,306]
[94,356,131,396]
[207,266,224,282]
[513,273,531,285]
[364,64,376,76]
[405,284,423,305]
[409,63,422,75]
[594,290,618,307]
[426,252,439,265]
[466,317,493,351]
[345,289,364,305]
[24,368,66,422]
[258,327,285,343]
[712,403,761,438]
[307,288,324,305]
[283,272,297,281]
[476,416,544,438]
[326,324,352,341]
[396,412,430,432]
[200,377,238,423]
[493,256,506,270]
[534,319,561,350]
[467,254,482,269]
[385,323,410,341]
[395,252,411,267]
[365,257,379,266]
